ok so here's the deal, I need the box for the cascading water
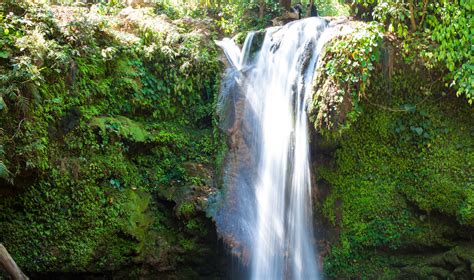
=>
[215,17,335,279]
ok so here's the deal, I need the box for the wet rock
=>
[48,107,82,138]
[271,11,300,26]
[125,0,154,8]
[398,245,474,279]
[173,162,216,212]
[310,72,353,131]
[212,62,260,260]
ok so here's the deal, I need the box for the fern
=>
[0,144,9,179]
[16,94,30,115]
[0,161,9,179]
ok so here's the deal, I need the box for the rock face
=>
[310,73,353,131]
[212,66,257,262]
[398,245,474,279]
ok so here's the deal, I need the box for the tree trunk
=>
[408,0,417,32]
[307,0,315,17]
[259,0,265,19]
[279,0,291,11]
[0,244,28,280]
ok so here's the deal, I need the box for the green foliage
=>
[314,0,350,16]
[217,1,281,34]
[0,177,137,271]
[156,0,282,35]
[122,189,154,253]
[0,0,225,275]
[177,202,197,218]
[0,161,8,179]
[349,0,473,103]
[0,144,9,180]
[430,1,473,103]
[325,23,383,98]
[311,23,383,131]
[314,20,473,273]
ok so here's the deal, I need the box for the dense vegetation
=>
[0,0,224,277]
[309,1,473,278]
[0,0,472,279]
[314,59,473,278]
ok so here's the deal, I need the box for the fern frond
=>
[0,161,9,179]
[16,95,30,115]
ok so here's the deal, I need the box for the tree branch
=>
[419,0,429,27]
[0,244,29,280]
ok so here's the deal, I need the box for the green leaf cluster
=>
[311,22,383,131]
[349,0,473,103]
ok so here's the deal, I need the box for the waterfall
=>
[216,18,333,279]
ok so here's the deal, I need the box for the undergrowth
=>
[0,0,224,275]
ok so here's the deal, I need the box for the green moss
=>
[320,72,474,278]
[90,116,149,142]
[177,202,197,218]
[0,178,135,271]
[122,189,154,253]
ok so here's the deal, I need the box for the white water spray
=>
[217,18,334,279]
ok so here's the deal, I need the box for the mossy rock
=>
[317,51,474,278]
[90,116,149,142]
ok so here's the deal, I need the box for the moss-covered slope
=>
[310,26,473,279]
[0,1,224,277]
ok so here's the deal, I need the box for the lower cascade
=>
[216,18,334,279]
